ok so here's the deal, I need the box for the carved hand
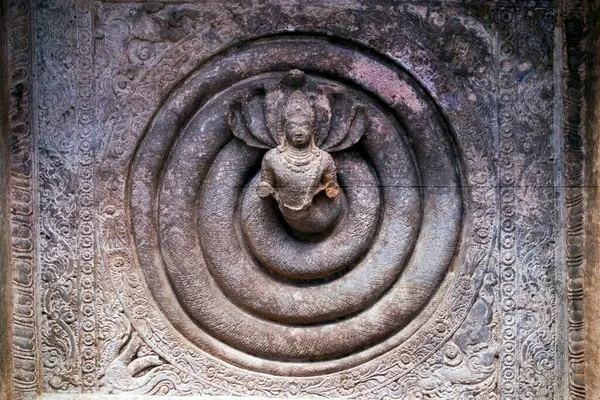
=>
[325,182,340,199]
[257,181,276,199]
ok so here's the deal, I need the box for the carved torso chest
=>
[266,148,325,211]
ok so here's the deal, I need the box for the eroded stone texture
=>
[0,3,13,400]
[585,0,600,398]
[1,0,596,399]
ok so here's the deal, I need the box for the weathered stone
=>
[0,0,599,398]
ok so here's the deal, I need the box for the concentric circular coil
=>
[129,37,464,375]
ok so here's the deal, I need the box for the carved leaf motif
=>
[103,332,165,392]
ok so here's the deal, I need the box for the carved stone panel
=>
[0,0,593,399]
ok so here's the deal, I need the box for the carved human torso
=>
[254,87,340,231]
[260,146,337,218]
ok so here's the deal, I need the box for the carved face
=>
[284,113,313,148]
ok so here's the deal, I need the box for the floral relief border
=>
[2,0,588,398]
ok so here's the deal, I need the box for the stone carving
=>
[6,1,39,398]
[1,1,588,398]
[256,90,341,232]
[125,33,470,383]
[515,10,557,398]
[103,332,164,392]
[75,0,98,391]
[497,9,519,399]
[97,3,494,396]
[562,2,588,399]
[229,70,353,233]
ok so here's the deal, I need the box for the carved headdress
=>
[284,90,315,122]
[278,90,317,151]
[228,70,366,152]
